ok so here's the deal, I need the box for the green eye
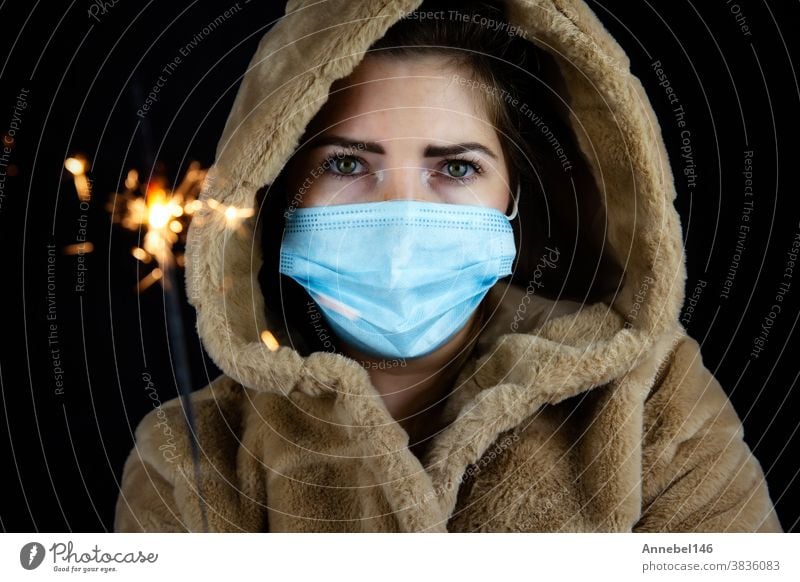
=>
[335,157,359,174]
[446,160,470,178]
[442,158,483,183]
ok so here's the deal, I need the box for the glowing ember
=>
[131,247,151,263]
[64,155,91,202]
[62,242,94,255]
[64,156,86,175]
[260,330,280,352]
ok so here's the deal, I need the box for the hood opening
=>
[501,41,624,306]
[254,0,624,357]
[185,0,686,394]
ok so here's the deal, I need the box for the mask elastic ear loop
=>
[505,182,520,220]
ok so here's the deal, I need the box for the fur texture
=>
[114,0,782,532]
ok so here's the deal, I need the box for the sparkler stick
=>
[79,154,261,531]
[105,162,210,531]
[141,170,209,532]
[159,235,209,533]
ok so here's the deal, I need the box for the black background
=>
[1,0,798,532]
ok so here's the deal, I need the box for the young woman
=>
[115,0,782,532]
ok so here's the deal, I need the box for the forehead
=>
[307,55,494,140]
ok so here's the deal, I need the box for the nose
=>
[377,166,441,203]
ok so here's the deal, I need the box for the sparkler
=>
[107,161,206,291]
[68,154,273,531]
[106,160,212,530]
[107,161,257,290]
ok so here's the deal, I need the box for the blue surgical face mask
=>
[279,194,518,360]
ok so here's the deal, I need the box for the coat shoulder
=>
[115,374,264,532]
[637,333,783,532]
[642,334,745,452]
[132,375,248,469]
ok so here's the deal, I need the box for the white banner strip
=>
[2,533,797,580]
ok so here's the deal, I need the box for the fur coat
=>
[114,0,782,532]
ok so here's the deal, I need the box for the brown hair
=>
[258,0,622,355]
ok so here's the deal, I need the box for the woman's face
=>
[286,54,511,213]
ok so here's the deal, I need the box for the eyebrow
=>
[306,135,498,160]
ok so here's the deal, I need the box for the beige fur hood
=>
[114,0,783,532]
